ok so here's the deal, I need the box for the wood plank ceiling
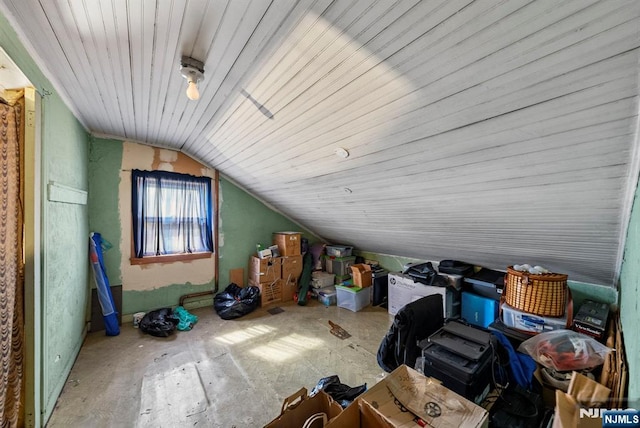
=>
[1,0,639,285]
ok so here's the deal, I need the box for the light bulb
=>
[186,80,199,100]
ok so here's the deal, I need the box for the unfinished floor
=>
[46,300,393,427]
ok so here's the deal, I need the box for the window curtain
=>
[0,96,25,427]
[132,170,213,257]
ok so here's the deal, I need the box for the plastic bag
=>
[139,308,179,337]
[517,329,612,371]
[213,283,261,320]
[174,306,198,331]
[310,375,367,408]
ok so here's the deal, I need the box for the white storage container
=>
[336,285,371,312]
[317,286,337,306]
[311,271,336,288]
[501,302,568,334]
[326,245,353,257]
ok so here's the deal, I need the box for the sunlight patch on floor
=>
[249,333,326,362]
[213,324,276,345]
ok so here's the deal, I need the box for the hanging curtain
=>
[0,95,25,427]
[132,170,213,258]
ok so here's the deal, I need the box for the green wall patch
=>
[123,281,216,315]
[88,137,123,284]
[620,176,640,407]
[218,177,319,288]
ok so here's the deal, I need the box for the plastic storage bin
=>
[317,286,337,306]
[325,256,356,276]
[335,285,371,312]
[326,245,353,257]
[311,271,335,288]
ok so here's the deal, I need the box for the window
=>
[131,170,213,263]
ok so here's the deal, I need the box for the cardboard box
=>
[327,365,488,428]
[281,277,298,303]
[248,255,281,284]
[350,264,372,287]
[265,387,342,428]
[388,272,460,318]
[281,255,303,281]
[272,232,301,256]
[248,278,282,306]
[325,399,394,427]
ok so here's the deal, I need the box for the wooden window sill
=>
[130,252,212,265]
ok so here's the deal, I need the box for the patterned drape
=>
[0,98,24,428]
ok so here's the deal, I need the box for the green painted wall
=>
[2,10,90,425]
[86,139,319,315]
[620,176,640,408]
[88,137,123,284]
[40,95,89,426]
[218,176,318,288]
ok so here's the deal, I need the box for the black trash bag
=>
[311,375,367,408]
[214,283,261,320]
[139,308,179,337]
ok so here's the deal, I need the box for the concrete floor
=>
[46,300,393,427]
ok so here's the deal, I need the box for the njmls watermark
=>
[580,408,640,427]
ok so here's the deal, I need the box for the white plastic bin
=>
[317,286,337,306]
[335,285,371,312]
[311,271,336,288]
[326,245,353,257]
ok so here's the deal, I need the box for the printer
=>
[417,321,495,404]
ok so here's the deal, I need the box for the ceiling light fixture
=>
[335,147,350,159]
[180,56,205,101]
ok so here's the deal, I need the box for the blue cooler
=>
[462,291,499,328]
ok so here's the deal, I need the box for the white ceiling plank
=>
[64,0,125,136]
[204,1,609,169]
[205,0,430,148]
[164,0,269,145]
[149,0,227,146]
[143,0,187,147]
[231,59,637,179]
[42,0,114,129]
[2,0,639,285]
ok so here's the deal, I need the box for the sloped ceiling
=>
[1,0,639,285]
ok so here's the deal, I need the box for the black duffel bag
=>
[377,294,444,372]
[404,262,449,287]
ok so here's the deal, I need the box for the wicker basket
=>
[504,267,568,317]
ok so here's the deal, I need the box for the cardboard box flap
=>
[355,365,487,428]
[386,366,488,427]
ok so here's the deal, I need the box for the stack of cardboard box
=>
[248,232,303,306]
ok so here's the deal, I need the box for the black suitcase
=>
[420,341,493,404]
